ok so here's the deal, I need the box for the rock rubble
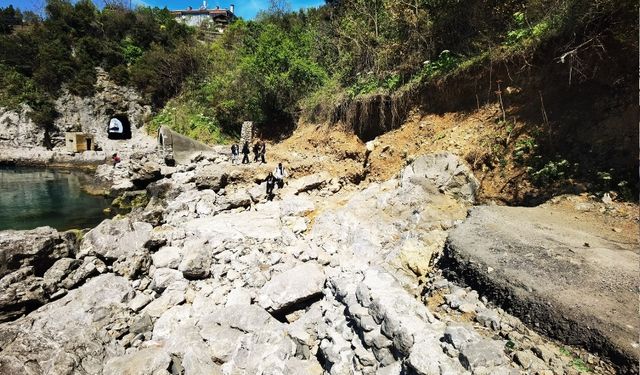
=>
[0,150,621,375]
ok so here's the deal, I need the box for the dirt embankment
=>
[304,29,638,206]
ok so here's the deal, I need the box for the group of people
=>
[231,140,266,165]
[230,140,288,201]
[265,162,288,200]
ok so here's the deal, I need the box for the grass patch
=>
[147,97,232,145]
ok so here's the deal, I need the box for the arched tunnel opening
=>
[107,115,132,140]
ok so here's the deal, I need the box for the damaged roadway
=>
[443,204,639,374]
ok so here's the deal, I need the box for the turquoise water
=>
[0,166,111,231]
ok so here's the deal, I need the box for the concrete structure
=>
[158,126,216,165]
[240,121,253,147]
[64,132,95,153]
[171,3,235,32]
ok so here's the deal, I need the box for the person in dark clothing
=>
[241,142,250,164]
[231,143,239,165]
[260,140,266,163]
[265,172,276,200]
[253,141,259,161]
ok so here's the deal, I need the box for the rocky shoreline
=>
[0,146,107,169]
[0,147,635,375]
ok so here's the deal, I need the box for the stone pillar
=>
[240,121,253,146]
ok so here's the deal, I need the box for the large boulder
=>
[258,263,326,314]
[445,205,640,373]
[130,160,163,188]
[193,166,229,192]
[178,239,212,279]
[0,227,76,279]
[78,218,152,261]
[401,152,479,203]
[0,274,134,374]
[0,228,79,322]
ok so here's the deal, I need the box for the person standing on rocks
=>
[260,140,266,164]
[265,172,276,200]
[231,143,239,165]
[273,162,287,189]
[253,141,261,163]
[241,141,250,164]
[111,153,121,168]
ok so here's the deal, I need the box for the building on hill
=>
[171,2,236,34]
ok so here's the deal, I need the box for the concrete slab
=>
[444,205,639,374]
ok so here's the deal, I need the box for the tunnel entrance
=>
[107,115,131,140]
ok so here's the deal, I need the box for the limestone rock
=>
[289,172,331,194]
[199,305,281,333]
[401,152,479,203]
[104,347,171,375]
[225,287,252,306]
[152,268,185,292]
[0,268,47,322]
[183,209,282,242]
[279,196,315,217]
[129,292,153,312]
[0,227,76,279]
[130,161,163,188]
[194,166,228,192]
[258,263,325,313]
[151,246,183,269]
[178,239,211,279]
[79,218,152,261]
[61,256,105,289]
[0,274,133,374]
[0,105,44,147]
[199,325,245,363]
[459,339,508,371]
[113,250,151,279]
[42,258,81,291]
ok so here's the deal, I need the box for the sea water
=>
[0,166,110,231]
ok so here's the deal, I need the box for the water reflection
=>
[0,166,111,231]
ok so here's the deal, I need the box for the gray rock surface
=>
[0,105,44,147]
[258,262,326,313]
[178,239,212,279]
[0,274,133,374]
[446,205,639,373]
[79,218,152,260]
[103,347,171,375]
[0,151,619,375]
[401,152,479,203]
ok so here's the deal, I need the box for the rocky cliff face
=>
[52,68,152,151]
[0,68,154,162]
[0,105,44,148]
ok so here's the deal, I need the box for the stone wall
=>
[240,121,253,146]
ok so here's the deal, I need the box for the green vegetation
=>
[2,0,634,139]
[0,0,199,132]
[151,18,327,137]
[559,347,592,372]
[0,0,636,199]
[111,191,149,214]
